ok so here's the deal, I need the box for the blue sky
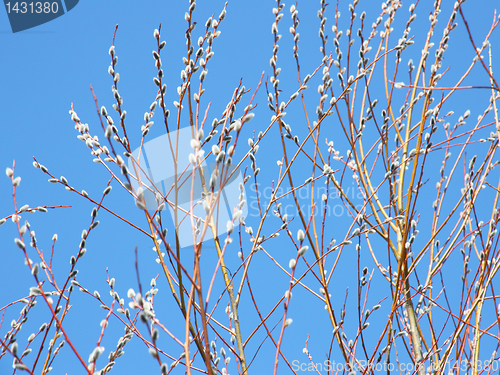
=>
[1,1,500,374]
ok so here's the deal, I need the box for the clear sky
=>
[1,1,500,374]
